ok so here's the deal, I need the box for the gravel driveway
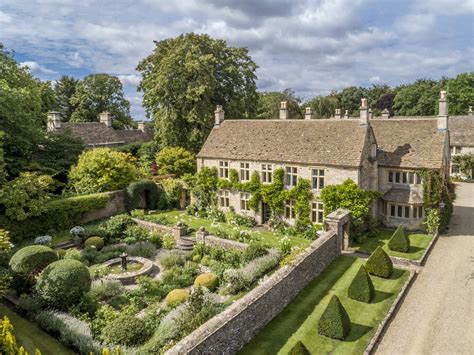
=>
[376,182,474,355]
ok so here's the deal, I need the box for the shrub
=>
[9,245,57,276]
[194,273,218,291]
[161,263,197,290]
[89,264,111,280]
[165,289,189,307]
[162,234,175,249]
[155,146,196,178]
[242,241,268,262]
[226,210,256,227]
[70,226,86,241]
[206,207,226,222]
[347,265,374,303]
[80,245,126,266]
[56,249,66,259]
[36,259,91,309]
[101,315,149,346]
[64,248,82,261]
[148,231,162,247]
[126,241,156,258]
[103,214,133,240]
[126,180,162,211]
[289,340,310,355]
[84,236,104,250]
[88,279,123,302]
[317,295,351,340]
[161,178,185,209]
[90,304,118,339]
[159,251,185,269]
[34,235,52,245]
[365,247,393,278]
[123,224,150,244]
[388,225,410,252]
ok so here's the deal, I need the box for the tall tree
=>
[336,86,367,116]
[54,75,78,121]
[446,72,474,115]
[305,94,339,119]
[0,131,6,185]
[137,33,258,152]
[392,79,441,116]
[70,74,132,128]
[256,89,303,119]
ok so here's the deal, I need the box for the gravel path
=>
[376,183,474,355]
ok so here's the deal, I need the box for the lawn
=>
[240,256,409,355]
[51,219,105,245]
[146,210,311,248]
[0,303,74,355]
[352,228,433,260]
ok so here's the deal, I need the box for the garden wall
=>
[168,210,348,355]
[196,233,248,250]
[80,190,127,224]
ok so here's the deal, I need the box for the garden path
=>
[376,182,474,355]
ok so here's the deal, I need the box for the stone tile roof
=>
[383,188,423,204]
[57,122,153,146]
[197,119,369,167]
[370,119,446,169]
[449,116,474,147]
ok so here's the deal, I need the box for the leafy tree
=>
[39,81,56,121]
[0,132,6,184]
[366,84,393,115]
[0,230,13,296]
[183,167,218,210]
[54,75,78,121]
[305,94,338,119]
[70,74,132,128]
[137,33,258,152]
[155,146,196,177]
[392,79,441,116]
[452,154,473,176]
[256,89,303,119]
[68,148,139,194]
[447,72,474,115]
[336,86,367,116]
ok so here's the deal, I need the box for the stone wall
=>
[196,232,248,250]
[132,218,187,238]
[167,209,350,355]
[80,190,127,224]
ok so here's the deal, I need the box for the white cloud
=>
[118,74,141,86]
[0,11,12,23]
[19,61,57,75]
[369,76,381,84]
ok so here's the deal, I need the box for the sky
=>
[1,0,473,120]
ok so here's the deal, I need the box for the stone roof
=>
[449,116,474,147]
[197,119,370,167]
[57,122,153,146]
[370,119,446,169]
[383,188,423,204]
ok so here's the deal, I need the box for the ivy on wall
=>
[452,154,473,177]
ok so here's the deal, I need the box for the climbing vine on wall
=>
[452,154,473,177]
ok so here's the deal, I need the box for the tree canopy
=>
[256,89,302,119]
[53,75,78,121]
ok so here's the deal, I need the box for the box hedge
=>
[288,340,310,355]
[165,289,189,307]
[84,236,104,250]
[348,265,374,303]
[365,247,393,278]
[317,295,351,340]
[388,225,410,252]
[101,314,149,346]
[194,272,218,291]
[9,245,57,276]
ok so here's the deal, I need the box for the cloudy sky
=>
[1,0,473,119]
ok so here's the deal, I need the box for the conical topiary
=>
[348,265,374,303]
[365,247,393,278]
[317,295,351,340]
[288,340,310,355]
[388,225,410,252]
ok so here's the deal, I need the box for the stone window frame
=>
[285,166,298,187]
[451,164,460,174]
[219,161,229,179]
[261,164,273,183]
[451,146,462,155]
[219,190,230,207]
[284,200,296,219]
[311,200,324,224]
[311,168,325,190]
[240,162,250,181]
[413,205,424,219]
[389,203,410,219]
[388,170,421,185]
[240,192,251,211]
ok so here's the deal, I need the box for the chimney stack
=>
[359,98,369,125]
[100,111,112,128]
[214,105,224,126]
[469,106,473,116]
[335,108,342,119]
[381,108,390,119]
[138,121,146,132]
[47,111,61,131]
[437,91,448,131]
[279,101,289,120]
[344,110,349,119]
[368,108,373,120]
[304,107,313,120]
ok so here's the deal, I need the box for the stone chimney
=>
[359,98,369,126]
[100,111,112,128]
[214,105,224,126]
[47,111,61,131]
[279,101,289,120]
[343,110,349,119]
[368,108,373,120]
[381,108,390,119]
[469,106,473,116]
[335,108,342,119]
[138,121,146,132]
[304,107,313,120]
[437,91,448,131]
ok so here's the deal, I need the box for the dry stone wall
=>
[80,190,127,224]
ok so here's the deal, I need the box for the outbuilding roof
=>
[449,116,474,147]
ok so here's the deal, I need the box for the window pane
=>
[389,172,393,183]
[405,206,409,218]
[395,172,400,183]
[398,205,402,217]
[414,207,417,218]
[402,172,408,184]
[390,205,395,216]
[319,178,324,189]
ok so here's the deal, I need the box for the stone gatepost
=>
[173,222,187,238]
[324,208,351,250]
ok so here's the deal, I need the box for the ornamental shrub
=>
[9,245,57,276]
[101,315,149,346]
[84,236,104,250]
[165,289,189,307]
[194,272,218,291]
[122,224,149,244]
[162,234,175,249]
[126,241,156,258]
[103,214,133,240]
[34,235,52,245]
[288,340,310,355]
[70,226,86,240]
[242,241,268,262]
[365,247,393,278]
[388,225,410,252]
[36,259,91,309]
[317,295,351,340]
[148,231,162,247]
[159,251,185,269]
[347,265,374,303]
[126,180,162,211]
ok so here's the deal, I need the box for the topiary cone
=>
[388,225,410,252]
[317,295,351,340]
[348,265,374,303]
[288,340,310,355]
[365,247,393,278]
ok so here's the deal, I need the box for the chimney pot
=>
[381,108,390,119]
[368,108,373,120]
[279,101,289,119]
[100,111,112,128]
[359,98,369,125]
[335,108,342,119]
[214,105,225,126]
[468,106,473,116]
[47,111,61,131]
[437,91,448,131]
[304,107,313,120]
[344,110,349,119]
[138,121,146,132]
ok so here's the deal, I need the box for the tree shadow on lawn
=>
[371,290,394,304]
[405,245,424,255]
[344,322,373,342]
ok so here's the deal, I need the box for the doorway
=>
[261,202,271,224]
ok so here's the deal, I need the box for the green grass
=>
[145,210,311,249]
[240,256,409,355]
[51,219,106,245]
[0,303,74,355]
[352,228,433,260]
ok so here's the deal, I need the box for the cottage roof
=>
[449,116,474,147]
[197,119,369,167]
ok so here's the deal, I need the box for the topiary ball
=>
[9,245,57,276]
[56,249,67,259]
[165,288,189,307]
[388,225,410,252]
[84,236,104,250]
[317,295,351,340]
[288,340,310,355]
[36,259,91,309]
[101,314,149,346]
[194,272,218,291]
[365,247,393,278]
[348,265,374,303]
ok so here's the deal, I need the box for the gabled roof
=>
[197,119,370,167]
[449,116,474,147]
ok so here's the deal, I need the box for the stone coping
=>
[196,233,248,250]
[103,256,154,284]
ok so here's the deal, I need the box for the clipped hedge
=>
[9,245,57,276]
[289,340,311,355]
[126,180,162,211]
[388,225,410,252]
[348,265,374,303]
[317,295,351,340]
[101,315,149,346]
[165,289,189,307]
[365,247,393,278]
[84,236,104,250]
[194,272,218,291]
